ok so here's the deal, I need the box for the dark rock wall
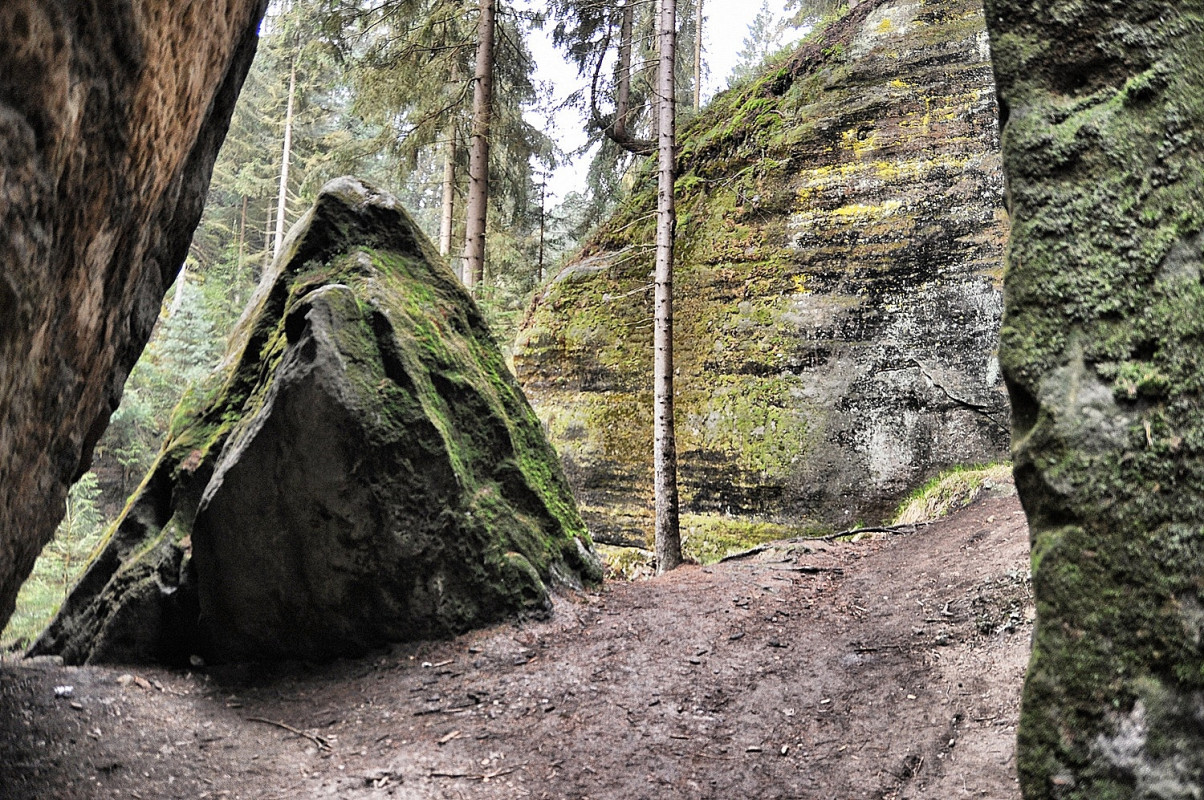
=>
[516,0,1010,546]
[32,179,601,665]
[985,2,1204,797]
[0,0,268,629]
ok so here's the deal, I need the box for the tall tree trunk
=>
[273,58,297,260]
[264,201,274,266]
[439,123,457,267]
[239,193,251,306]
[693,0,704,111]
[537,178,546,284]
[614,0,635,141]
[168,263,187,318]
[237,195,248,271]
[461,0,495,291]
[653,0,683,574]
[236,194,248,306]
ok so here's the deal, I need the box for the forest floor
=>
[0,482,1031,800]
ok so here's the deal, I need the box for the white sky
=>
[526,0,770,202]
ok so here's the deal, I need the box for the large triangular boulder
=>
[32,177,601,665]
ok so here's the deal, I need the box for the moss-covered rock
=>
[30,178,600,665]
[985,2,1204,797]
[515,0,1010,547]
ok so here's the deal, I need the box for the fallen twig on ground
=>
[720,524,930,563]
[245,717,331,751]
[429,764,523,781]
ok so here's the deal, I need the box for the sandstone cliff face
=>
[515,0,1009,547]
[0,0,269,630]
[32,178,601,665]
[986,3,1204,797]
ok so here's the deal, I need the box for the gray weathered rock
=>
[31,178,601,665]
[0,0,269,630]
[985,2,1204,797]
[515,0,1010,548]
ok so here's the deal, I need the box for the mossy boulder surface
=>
[515,0,1010,547]
[985,2,1204,797]
[31,178,601,665]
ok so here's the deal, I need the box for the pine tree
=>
[1,472,106,648]
[550,0,704,230]
[274,57,298,258]
[692,0,704,111]
[785,0,847,28]
[729,0,790,85]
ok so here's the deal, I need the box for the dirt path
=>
[1,486,1031,799]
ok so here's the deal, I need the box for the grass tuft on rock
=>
[892,463,1013,526]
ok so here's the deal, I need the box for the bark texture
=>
[0,0,268,631]
[653,0,682,572]
[692,0,703,112]
[462,0,495,290]
[439,124,457,259]
[272,58,296,259]
[985,2,1204,798]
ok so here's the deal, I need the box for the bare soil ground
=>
[1,485,1031,799]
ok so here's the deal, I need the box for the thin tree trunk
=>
[168,263,186,317]
[693,0,704,111]
[264,201,273,265]
[537,179,546,284]
[615,0,635,141]
[439,124,457,262]
[654,0,682,573]
[273,58,297,260]
[238,195,248,271]
[236,195,247,305]
[461,0,495,291]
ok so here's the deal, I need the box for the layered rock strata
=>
[516,0,1010,547]
[32,178,601,665]
[0,0,269,630]
[986,2,1204,797]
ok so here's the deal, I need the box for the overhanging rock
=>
[0,0,268,633]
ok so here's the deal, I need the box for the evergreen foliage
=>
[2,473,106,650]
[549,0,705,229]
[99,280,225,498]
[785,0,848,27]
[729,0,794,86]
